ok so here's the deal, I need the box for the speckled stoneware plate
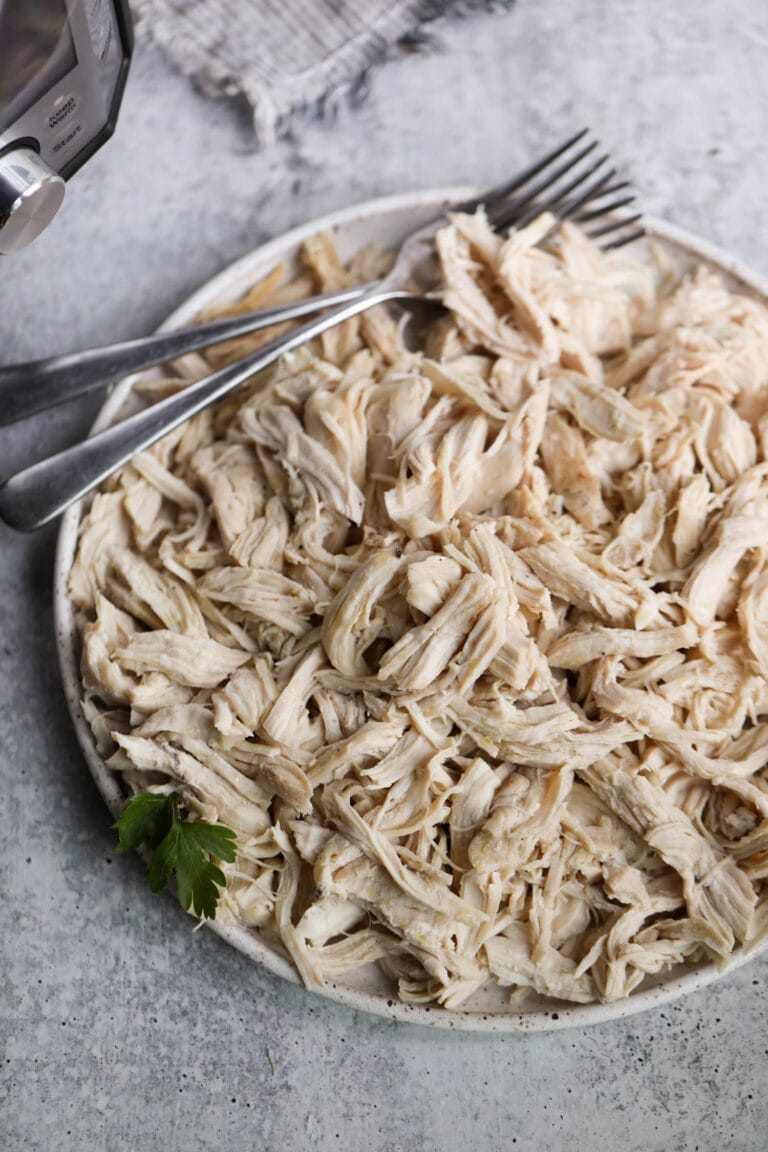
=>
[54,189,768,1031]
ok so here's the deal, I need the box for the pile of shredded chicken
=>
[70,210,768,1008]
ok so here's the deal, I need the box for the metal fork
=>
[0,130,642,429]
[0,131,643,532]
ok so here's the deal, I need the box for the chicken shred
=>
[70,212,768,1011]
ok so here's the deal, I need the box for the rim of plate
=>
[53,188,768,1033]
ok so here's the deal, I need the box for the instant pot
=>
[0,0,133,254]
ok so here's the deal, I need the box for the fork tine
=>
[487,140,600,225]
[574,195,636,223]
[507,156,613,229]
[452,128,591,214]
[603,227,647,250]
[586,213,644,240]
[549,169,617,223]
[429,131,643,260]
[491,154,614,232]
[586,180,631,200]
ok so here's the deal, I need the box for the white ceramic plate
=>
[54,190,768,1031]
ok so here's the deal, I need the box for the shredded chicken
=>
[70,211,768,1011]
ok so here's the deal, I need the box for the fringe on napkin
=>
[132,0,517,145]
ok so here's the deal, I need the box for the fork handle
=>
[0,285,415,532]
[0,283,373,427]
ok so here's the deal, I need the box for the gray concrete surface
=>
[2,1,768,1148]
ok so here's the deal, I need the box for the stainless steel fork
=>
[0,129,642,428]
[0,130,643,532]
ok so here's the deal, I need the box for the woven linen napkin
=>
[132,0,513,144]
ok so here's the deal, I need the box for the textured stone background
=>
[3,2,768,1149]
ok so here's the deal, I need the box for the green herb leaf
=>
[147,820,181,893]
[113,792,172,854]
[173,827,231,920]
[179,826,236,919]
[113,791,237,919]
[177,822,238,864]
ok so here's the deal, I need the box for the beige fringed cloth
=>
[131,0,515,144]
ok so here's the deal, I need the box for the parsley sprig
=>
[113,793,237,919]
